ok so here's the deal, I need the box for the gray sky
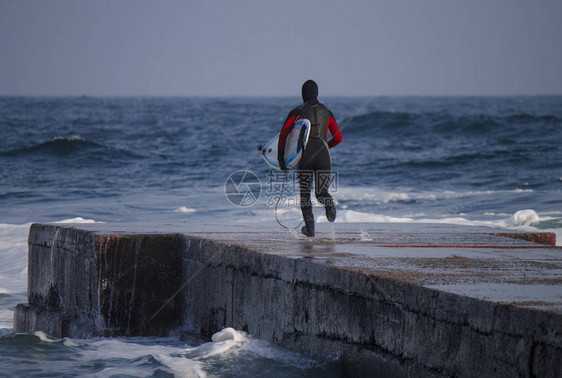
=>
[1,0,561,96]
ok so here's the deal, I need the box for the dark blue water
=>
[1,96,561,376]
[0,96,560,225]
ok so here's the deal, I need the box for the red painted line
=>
[373,245,559,249]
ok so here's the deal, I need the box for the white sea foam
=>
[0,218,99,333]
[34,331,59,342]
[0,222,31,294]
[333,186,535,204]
[25,328,317,377]
[153,353,206,378]
[63,338,81,347]
[180,327,249,360]
[262,186,512,208]
[191,328,317,369]
[0,309,15,319]
[53,217,99,224]
[252,186,561,245]
[76,338,207,378]
[80,338,183,360]
[174,206,197,214]
[86,367,154,378]
[320,208,561,246]
[509,209,540,226]
[211,327,244,342]
[195,340,239,359]
[31,331,81,347]
[334,187,432,203]
[72,328,315,377]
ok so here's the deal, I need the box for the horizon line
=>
[1,93,561,98]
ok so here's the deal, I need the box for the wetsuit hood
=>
[301,80,318,103]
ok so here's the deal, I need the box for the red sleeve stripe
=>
[327,116,342,148]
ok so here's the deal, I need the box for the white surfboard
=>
[258,119,311,170]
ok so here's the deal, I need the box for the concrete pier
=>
[13,222,562,377]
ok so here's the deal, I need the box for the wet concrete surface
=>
[75,221,560,312]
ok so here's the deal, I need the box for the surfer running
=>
[278,80,342,237]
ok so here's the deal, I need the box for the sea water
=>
[1,96,561,376]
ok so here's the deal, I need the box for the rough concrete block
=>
[14,223,562,377]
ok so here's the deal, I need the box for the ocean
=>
[1,95,561,376]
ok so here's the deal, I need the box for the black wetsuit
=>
[277,80,342,236]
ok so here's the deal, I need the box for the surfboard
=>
[258,118,311,170]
